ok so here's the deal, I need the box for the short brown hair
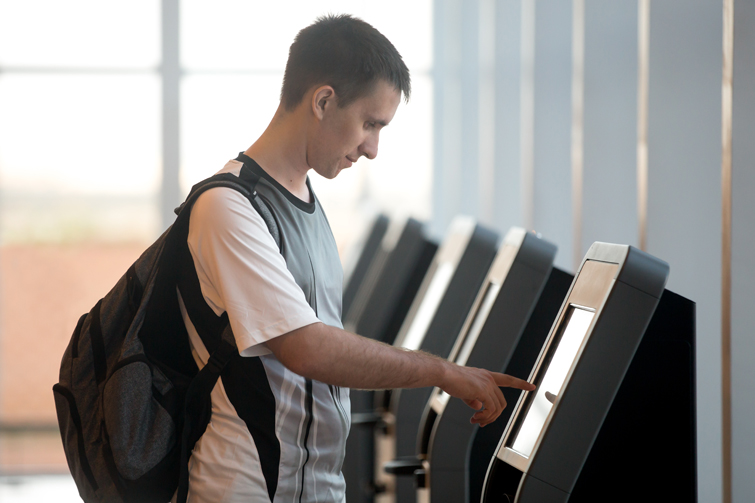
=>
[281,14,411,110]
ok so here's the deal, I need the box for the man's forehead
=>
[364,79,402,102]
[354,81,402,121]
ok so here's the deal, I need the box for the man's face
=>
[308,79,401,179]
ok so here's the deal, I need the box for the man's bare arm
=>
[265,322,535,426]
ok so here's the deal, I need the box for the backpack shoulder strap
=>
[237,157,281,251]
[173,169,281,251]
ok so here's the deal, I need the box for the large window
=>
[0,1,432,496]
[180,0,433,253]
[0,2,162,491]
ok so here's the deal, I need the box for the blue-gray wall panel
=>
[432,0,464,239]
[492,0,522,234]
[582,0,638,255]
[459,0,480,218]
[732,1,755,501]
[532,0,573,271]
[647,2,722,501]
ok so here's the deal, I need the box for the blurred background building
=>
[0,1,752,502]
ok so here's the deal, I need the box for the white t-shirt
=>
[174,161,345,502]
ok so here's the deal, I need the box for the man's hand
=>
[439,363,535,427]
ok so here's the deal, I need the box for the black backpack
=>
[52,166,280,503]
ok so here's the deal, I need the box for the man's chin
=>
[313,161,350,179]
[330,166,348,179]
[323,168,339,179]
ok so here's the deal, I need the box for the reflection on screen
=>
[454,282,501,366]
[401,262,455,351]
[509,306,595,457]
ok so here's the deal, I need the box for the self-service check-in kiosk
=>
[481,242,696,503]
[406,229,569,503]
[361,216,498,503]
[343,217,437,503]
[342,214,390,321]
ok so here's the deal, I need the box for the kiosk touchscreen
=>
[408,229,567,503]
[361,216,497,503]
[481,242,671,503]
[342,213,389,321]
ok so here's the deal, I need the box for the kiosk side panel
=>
[569,289,696,502]
[516,474,569,503]
[355,221,432,343]
[342,215,389,320]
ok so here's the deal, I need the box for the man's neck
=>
[244,105,311,202]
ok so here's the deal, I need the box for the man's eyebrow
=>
[366,117,389,127]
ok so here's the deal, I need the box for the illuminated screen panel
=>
[508,306,595,458]
[401,262,455,351]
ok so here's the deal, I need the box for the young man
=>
[177,14,534,502]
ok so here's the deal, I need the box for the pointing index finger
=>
[493,373,536,391]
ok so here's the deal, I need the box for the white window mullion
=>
[161,0,181,230]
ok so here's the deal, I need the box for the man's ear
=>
[312,85,336,120]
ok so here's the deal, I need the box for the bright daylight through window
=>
[0,1,432,500]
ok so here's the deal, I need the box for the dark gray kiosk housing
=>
[342,217,437,344]
[368,216,499,503]
[341,213,389,320]
[482,242,697,503]
[406,228,565,503]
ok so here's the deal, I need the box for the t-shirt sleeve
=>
[186,186,320,356]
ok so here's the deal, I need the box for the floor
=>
[0,474,82,502]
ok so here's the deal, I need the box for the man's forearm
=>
[266,321,535,426]
[266,321,449,390]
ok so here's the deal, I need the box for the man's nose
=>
[360,133,379,160]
